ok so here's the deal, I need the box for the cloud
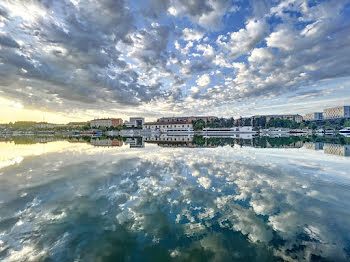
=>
[196,74,211,86]
[0,0,350,119]
[0,34,20,48]
[181,28,204,42]
[148,0,233,29]
[217,19,268,60]
[222,0,350,104]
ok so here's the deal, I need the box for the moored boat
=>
[339,127,350,134]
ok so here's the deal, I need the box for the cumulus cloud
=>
[216,19,268,60]
[150,0,233,29]
[181,28,204,42]
[0,0,350,119]
[196,74,211,87]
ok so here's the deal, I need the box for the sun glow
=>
[0,97,87,124]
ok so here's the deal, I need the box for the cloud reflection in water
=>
[0,142,350,261]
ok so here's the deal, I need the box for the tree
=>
[244,118,251,126]
[344,120,350,127]
[193,120,205,130]
[193,135,206,146]
[310,122,317,130]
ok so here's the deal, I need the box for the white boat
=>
[325,128,336,135]
[339,127,350,134]
[202,126,256,135]
[315,129,324,134]
[265,128,290,134]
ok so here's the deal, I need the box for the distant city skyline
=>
[1,1,350,124]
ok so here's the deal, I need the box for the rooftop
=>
[159,116,217,119]
[91,118,122,121]
[144,121,191,125]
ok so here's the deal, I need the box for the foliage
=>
[265,118,300,129]
[193,118,235,130]
[193,120,206,131]
[192,135,206,146]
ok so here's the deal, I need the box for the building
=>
[124,117,145,128]
[303,112,323,121]
[323,106,350,119]
[157,116,218,123]
[143,121,193,132]
[90,118,123,128]
[264,114,303,123]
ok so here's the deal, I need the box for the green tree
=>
[193,135,206,145]
[193,120,205,131]
[310,122,317,130]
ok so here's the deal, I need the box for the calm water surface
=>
[1,137,350,261]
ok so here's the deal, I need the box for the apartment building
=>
[323,106,350,119]
[265,114,303,123]
[90,118,123,128]
[124,117,145,128]
[157,116,218,123]
[303,112,323,121]
[143,121,193,132]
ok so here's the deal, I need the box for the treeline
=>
[96,125,127,131]
[0,121,92,131]
[192,118,234,131]
[192,117,350,131]
[192,135,350,147]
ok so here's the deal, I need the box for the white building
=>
[144,134,193,143]
[124,117,145,128]
[303,112,323,121]
[323,106,350,119]
[143,121,193,132]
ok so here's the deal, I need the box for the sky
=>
[0,0,350,123]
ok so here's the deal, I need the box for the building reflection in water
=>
[90,138,124,147]
[303,142,350,156]
[1,134,350,157]
[324,143,350,156]
[124,137,144,148]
